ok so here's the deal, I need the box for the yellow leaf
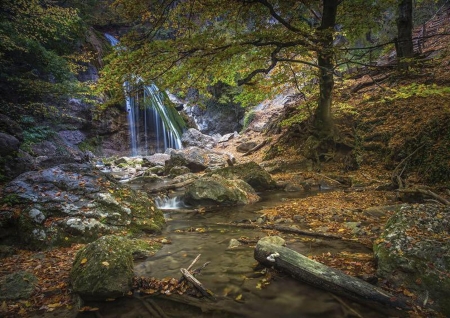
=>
[80,258,88,265]
[48,303,61,308]
[102,261,110,267]
[403,289,414,297]
[235,294,242,301]
[151,206,155,211]
[338,228,346,232]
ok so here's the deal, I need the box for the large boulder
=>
[165,147,233,173]
[3,164,165,248]
[184,174,260,206]
[181,128,216,149]
[374,204,450,315]
[209,162,277,191]
[70,235,153,301]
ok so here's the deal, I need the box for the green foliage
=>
[0,0,96,116]
[0,194,22,206]
[21,126,56,151]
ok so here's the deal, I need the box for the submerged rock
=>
[3,163,165,248]
[374,204,450,315]
[184,174,260,206]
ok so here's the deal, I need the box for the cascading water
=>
[105,33,183,156]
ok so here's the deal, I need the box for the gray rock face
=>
[3,164,165,248]
[184,174,260,206]
[181,128,217,149]
[70,235,134,301]
[183,104,244,135]
[165,147,232,173]
[0,132,20,156]
[374,204,450,315]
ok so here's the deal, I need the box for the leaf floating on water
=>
[79,306,99,312]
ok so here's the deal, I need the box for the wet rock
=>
[374,204,450,315]
[0,271,37,300]
[3,164,164,248]
[209,162,277,191]
[185,174,260,206]
[181,128,216,149]
[228,239,241,249]
[259,236,285,246]
[70,236,136,301]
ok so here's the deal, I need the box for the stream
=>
[78,189,395,318]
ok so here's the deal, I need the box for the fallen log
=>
[254,238,410,311]
[217,222,343,240]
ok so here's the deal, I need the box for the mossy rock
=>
[185,174,260,206]
[374,204,450,315]
[70,235,138,301]
[0,271,37,300]
[208,162,277,191]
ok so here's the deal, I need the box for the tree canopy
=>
[99,0,396,132]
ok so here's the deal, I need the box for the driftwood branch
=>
[218,222,343,240]
[254,239,410,312]
[242,139,268,156]
[180,268,215,299]
[398,188,450,205]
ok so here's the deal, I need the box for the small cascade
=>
[154,195,185,210]
[105,33,183,156]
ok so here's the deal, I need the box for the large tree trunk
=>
[314,0,339,135]
[396,0,414,59]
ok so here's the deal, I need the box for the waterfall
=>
[105,34,183,156]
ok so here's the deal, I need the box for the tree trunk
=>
[396,0,414,59]
[314,0,339,135]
